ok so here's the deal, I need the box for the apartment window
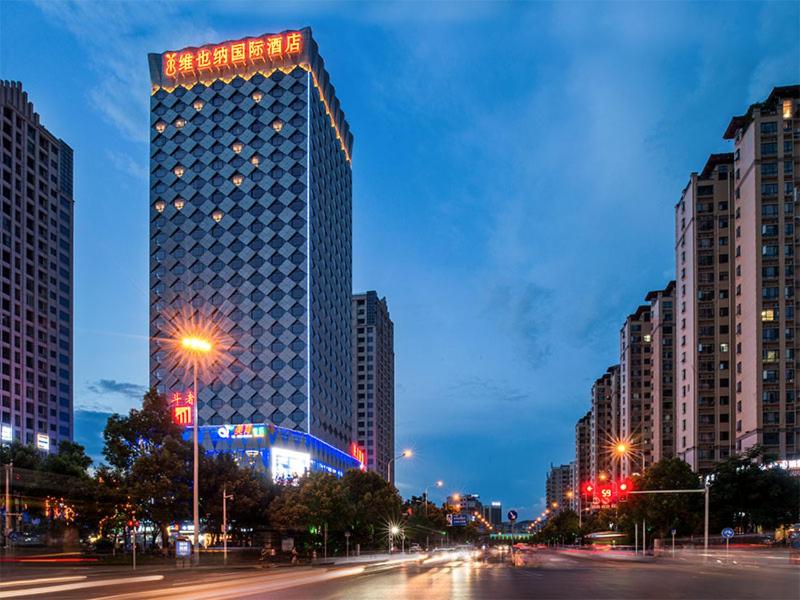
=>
[761,163,778,177]
[761,142,777,155]
[761,183,778,196]
[760,121,777,134]
[762,204,779,217]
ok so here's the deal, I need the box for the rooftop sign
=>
[161,31,304,83]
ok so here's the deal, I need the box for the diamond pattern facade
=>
[149,32,353,451]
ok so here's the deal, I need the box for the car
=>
[409,543,422,552]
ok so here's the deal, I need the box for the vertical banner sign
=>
[171,391,194,426]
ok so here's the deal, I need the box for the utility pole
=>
[4,461,11,549]
[222,485,233,566]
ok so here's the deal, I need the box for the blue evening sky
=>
[1,1,798,519]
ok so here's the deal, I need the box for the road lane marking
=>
[0,576,86,588]
[0,575,164,598]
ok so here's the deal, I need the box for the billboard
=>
[271,447,311,482]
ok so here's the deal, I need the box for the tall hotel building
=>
[590,366,620,480]
[726,86,799,462]
[0,82,73,452]
[648,282,676,462]
[675,154,736,472]
[148,29,354,453]
[619,307,653,475]
[351,291,395,480]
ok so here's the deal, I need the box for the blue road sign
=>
[507,510,518,522]
[721,527,735,539]
[447,513,469,527]
[176,539,191,558]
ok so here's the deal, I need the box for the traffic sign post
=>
[670,529,676,558]
[721,527,734,562]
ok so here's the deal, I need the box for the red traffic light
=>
[619,482,628,492]
[127,520,133,528]
[582,482,594,496]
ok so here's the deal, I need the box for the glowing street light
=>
[161,310,229,566]
[179,334,213,565]
[387,449,412,482]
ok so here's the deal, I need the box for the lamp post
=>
[222,485,233,565]
[387,449,412,482]
[390,525,400,554]
[180,335,213,565]
[424,480,443,550]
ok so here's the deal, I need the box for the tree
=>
[269,472,352,543]
[709,447,800,532]
[101,388,192,548]
[620,458,702,540]
[341,470,402,549]
[200,453,278,544]
[541,509,580,544]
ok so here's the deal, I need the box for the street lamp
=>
[424,480,443,550]
[389,524,401,554]
[180,334,213,565]
[424,480,444,517]
[387,449,412,482]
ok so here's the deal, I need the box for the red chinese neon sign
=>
[350,442,366,470]
[170,391,194,426]
[163,31,304,81]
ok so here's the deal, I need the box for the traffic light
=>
[618,478,633,501]
[581,481,594,499]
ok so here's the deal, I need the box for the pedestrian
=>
[291,546,298,565]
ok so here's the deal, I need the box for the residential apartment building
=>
[545,463,573,511]
[590,366,620,481]
[648,281,676,462]
[620,307,653,475]
[352,291,395,481]
[0,82,73,452]
[574,410,591,507]
[675,154,736,472]
[726,86,800,461]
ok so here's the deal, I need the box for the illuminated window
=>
[174,117,186,129]
[212,209,223,222]
[173,165,185,177]
[154,199,166,213]
[155,121,166,133]
[271,118,283,132]
[232,142,243,154]
[193,99,204,111]
[232,174,243,186]
[643,334,652,343]
[783,99,793,120]
[250,155,260,166]
[173,198,185,210]
[761,309,776,321]
[252,91,263,103]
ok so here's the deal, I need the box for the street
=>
[1,549,796,599]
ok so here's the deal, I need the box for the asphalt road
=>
[1,550,797,599]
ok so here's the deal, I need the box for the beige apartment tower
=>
[649,281,677,463]
[590,366,620,481]
[675,154,736,472]
[620,307,653,475]
[726,86,799,462]
[574,410,591,508]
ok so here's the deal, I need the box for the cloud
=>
[87,379,147,399]
[33,0,219,143]
[107,149,148,181]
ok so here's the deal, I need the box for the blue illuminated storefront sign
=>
[181,423,360,482]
